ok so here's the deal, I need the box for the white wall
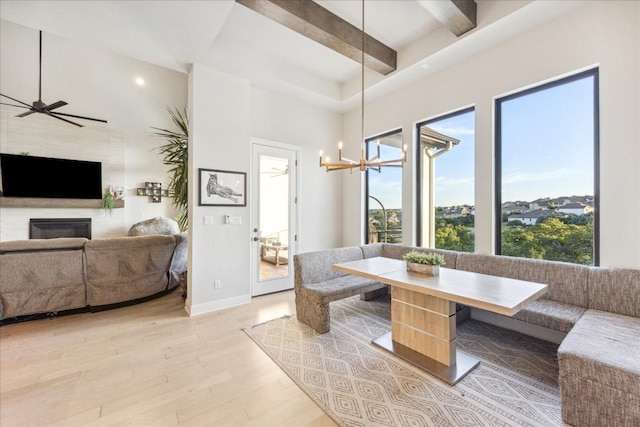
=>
[186,66,344,315]
[0,20,187,240]
[187,65,252,314]
[341,1,640,269]
[250,88,344,252]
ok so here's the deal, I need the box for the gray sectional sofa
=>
[0,232,187,322]
[294,242,640,427]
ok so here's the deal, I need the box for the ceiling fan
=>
[0,30,107,128]
[261,164,289,177]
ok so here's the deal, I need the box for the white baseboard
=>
[186,293,252,317]
[470,308,567,344]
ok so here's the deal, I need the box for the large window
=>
[496,69,599,265]
[365,129,403,244]
[417,108,475,251]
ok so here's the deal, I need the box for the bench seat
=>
[296,276,387,333]
[294,243,640,426]
[513,299,586,333]
[294,246,387,333]
[558,309,640,426]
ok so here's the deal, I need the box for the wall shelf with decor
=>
[0,197,125,209]
[136,182,168,203]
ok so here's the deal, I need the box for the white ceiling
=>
[0,0,584,112]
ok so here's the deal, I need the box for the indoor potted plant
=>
[151,107,189,231]
[402,251,446,276]
[103,190,115,216]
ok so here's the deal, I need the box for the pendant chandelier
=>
[319,0,406,173]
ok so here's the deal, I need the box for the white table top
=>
[333,257,548,317]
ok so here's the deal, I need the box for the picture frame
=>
[198,168,247,207]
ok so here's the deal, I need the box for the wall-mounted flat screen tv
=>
[0,153,102,199]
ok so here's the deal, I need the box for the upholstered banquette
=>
[294,243,640,427]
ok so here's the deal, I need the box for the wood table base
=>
[372,332,480,385]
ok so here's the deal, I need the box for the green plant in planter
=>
[151,107,189,231]
[402,251,446,266]
[103,191,115,215]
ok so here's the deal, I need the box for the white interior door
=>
[251,141,298,296]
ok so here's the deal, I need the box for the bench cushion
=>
[300,276,385,304]
[588,268,640,317]
[558,309,640,426]
[559,309,640,395]
[456,253,589,308]
[294,246,364,287]
[513,299,586,333]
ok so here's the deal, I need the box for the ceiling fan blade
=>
[44,100,67,111]
[52,111,107,123]
[0,102,30,109]
[16,110,37,118]
[0,94,32,108]
[44,111,83,127]
[7,32,106,128]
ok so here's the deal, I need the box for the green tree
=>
[502,217,593,265]
[435,223,474,252]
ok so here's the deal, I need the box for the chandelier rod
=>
[319,0,406,173]
[361,0,365,159]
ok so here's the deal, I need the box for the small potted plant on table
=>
[403,251,446,276]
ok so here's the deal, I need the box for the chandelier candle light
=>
[319,0,407,173]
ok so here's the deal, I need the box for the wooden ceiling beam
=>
[417,0,477,37]
[236,0,397,75]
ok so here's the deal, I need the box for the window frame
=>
[364,127,403,244]
[415,106,475,248]
[494,68,600,265]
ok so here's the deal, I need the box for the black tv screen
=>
[0,153,102,199]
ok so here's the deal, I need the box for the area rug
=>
[243,295,564,427]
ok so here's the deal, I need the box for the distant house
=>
[530,198,551,209]
[502,201,530,214]
[558,202,593,215]
[508,208,564,225]
[439,206,470,218]
[568,195,594,206]
[530,195,594,209]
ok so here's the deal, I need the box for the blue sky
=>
[500,76,594,203]
[368,74,594,209]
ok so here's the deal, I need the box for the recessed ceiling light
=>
[421,63,431,70]
[135,77,145,86]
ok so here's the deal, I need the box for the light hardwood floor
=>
[0,289,337,427]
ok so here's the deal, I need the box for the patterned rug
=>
[243,295,565,427]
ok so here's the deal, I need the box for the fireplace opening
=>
[29,218,92,239]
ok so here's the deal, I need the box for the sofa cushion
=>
[168,232,188,289]
[127,216,180,236]
[588,268,640,317]
[0,246,87,319]
[558,309,640,396]
[513,299,586,333]
[0,237,87,253]
[84,235,176,306]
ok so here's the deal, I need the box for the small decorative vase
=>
[406,262,440,276]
